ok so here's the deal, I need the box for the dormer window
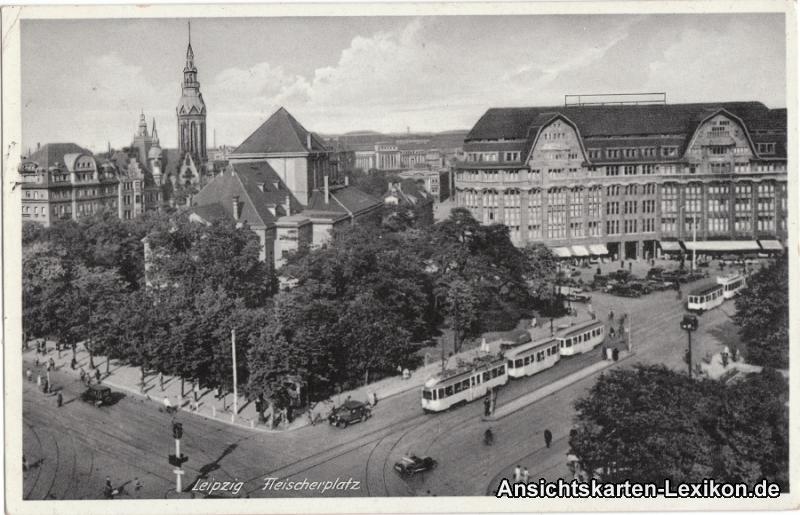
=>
[757,142,776,155]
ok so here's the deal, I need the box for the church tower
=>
[176,22,207,166]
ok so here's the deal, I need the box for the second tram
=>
[505,337,561,378]
[717,272,746,299]
[687,280,724,312]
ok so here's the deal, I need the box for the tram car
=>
[716,272,746,299]
[504,337,561,379]
[687,280,724,313]
[421,353,507,412]
[556,319,605,356]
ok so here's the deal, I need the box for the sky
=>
[21,13,786,153]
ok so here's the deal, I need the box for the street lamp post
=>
[680,314,698,378]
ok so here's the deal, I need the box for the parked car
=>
[394,455,437,476]
[328,400,372,428]
[646,267,664,280]
[646,280,673,291]
[81,384,114,407]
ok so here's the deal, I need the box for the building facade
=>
[454,102,787,259]
[20,144,121,226]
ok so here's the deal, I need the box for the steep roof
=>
[467,102,784,141]
[232,107,329,154]
[23,143,91,169]
[189,202,232,224]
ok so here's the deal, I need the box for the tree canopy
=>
[733,257,788,368]
[570,364,788,490]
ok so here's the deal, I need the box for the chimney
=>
[324,175,329,204]
[306,133,312,150]
[284,194,292,216]
[344,175,349,186]
[232,195,240,220]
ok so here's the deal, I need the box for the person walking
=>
[47,357,55,372]
[26,369,32,382]
[104,477,114,499]
[608,310,615,322]
[36,374,42,389]
[57,391,63,407]
[159,372,164,391]
[70,357,77,370]
[95,368,101,384]
[79,368,86,384]
[513,465,522,483]
[522,467,530,483]
[544,429,553,448]
[483,396,491,417]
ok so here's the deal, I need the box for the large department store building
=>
[454,100,787,260]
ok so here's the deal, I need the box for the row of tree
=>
[23,206,559,405]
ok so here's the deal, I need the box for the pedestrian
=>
[159,372,164,391]
[531,317,537,328]
[483,396,491,417]
[34,356,40,368]
[36,374,42,388]
[95,368,101,383]
[628,262,632,272]
[79,368,86,384]
[26,369,32,382]
[609,327,616,340]
[57,391,63,407]
[608,310,615,321]
[397,365,402,375]
[372,391,378,406]
[104,477,114,499]
[513,465,522,483]
[47,358,54,372]
[70,357,77,370]
[46,379,51,394]
[544,429,552,448]
[522,467,529,483]
[134,477,143,492]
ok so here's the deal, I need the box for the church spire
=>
[151,118,159,145]
[185,21,195,68]
[138,110,148,137]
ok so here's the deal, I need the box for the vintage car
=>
[565,293,591,303]
[81,384,114,407]
[394,455,437,476]
[328,400,372,428]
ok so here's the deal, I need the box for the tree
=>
[569,365,788,489]
[22,241,72,344]
[441,278,480,354]
[732,257,788,368]
[70,265,128,369]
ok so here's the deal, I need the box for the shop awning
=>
[571,245,590,257]
[683,240,760,252]
[758,240,783,251]
[551,247,572,258]
[588,244,609,256]
[659,241,682,252]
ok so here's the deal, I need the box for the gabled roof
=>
[189,202,233,224]
[232,107,329,155]
[23,143,91,169]
[467,102,784,141]
[191,161,309,228]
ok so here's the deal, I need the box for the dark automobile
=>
[81,384,114,407]
[646,267,664,280]
[394,455,437,475]
[646,279,673,291]
[328,400,371,428]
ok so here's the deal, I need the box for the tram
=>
[504,337,561,379]
[555,319,606,356]
[717,272,746,299]
[687,280,724,313]
[421,353,507,412]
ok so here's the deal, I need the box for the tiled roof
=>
[232,107,328,154]
[232,161,304,215]
[306,185,381,217]
[467,102,785,141]
[192,165,277,227]
[23,143,90,169]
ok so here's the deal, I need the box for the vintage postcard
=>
[2,1,798,514]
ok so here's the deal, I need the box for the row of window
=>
[508,345,560,369]
[588,146,679,160]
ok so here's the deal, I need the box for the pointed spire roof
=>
[232,107,329,154]
[185,21,195,69]
[151,118,160,146]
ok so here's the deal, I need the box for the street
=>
[23,282,740,499]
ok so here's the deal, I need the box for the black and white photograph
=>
[3,2,797,513]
